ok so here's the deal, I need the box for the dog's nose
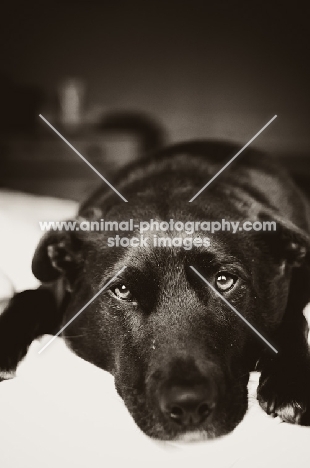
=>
[159,383,216,427]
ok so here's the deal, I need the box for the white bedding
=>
[0,190,310,468]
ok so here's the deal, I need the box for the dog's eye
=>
[111,284,134,301]
[215,272,236,292]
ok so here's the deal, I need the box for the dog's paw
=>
[257,369,310,425]
[0,369,16,382]
[0,351,18,383]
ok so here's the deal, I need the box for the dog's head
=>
[32,165,310,440]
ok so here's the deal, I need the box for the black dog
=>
[1,138,310,440]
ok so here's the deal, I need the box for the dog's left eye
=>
[111,284,134,301]
[215,272,237,292]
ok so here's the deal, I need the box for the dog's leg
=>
[0,287,62,381]
[257,267,310,425]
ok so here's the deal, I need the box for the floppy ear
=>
[32,218,85,289]
[257,208,310,267]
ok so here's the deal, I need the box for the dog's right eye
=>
[110,284,135,302]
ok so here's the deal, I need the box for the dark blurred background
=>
[1,0,310,201]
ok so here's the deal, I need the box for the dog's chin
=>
[174,430,211,442]
[130,406,246,441]
[135,423,217,441]
[138,421,233,441]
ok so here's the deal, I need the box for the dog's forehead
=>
[93,195,263,279]
[105,230,250,277]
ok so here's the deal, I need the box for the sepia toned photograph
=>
[1,1,310,467]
